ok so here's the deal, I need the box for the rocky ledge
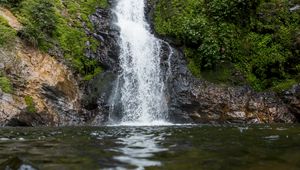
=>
[163,41,299,124]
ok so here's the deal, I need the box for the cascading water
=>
[109,0,170,125]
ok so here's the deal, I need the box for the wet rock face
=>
[281,84,300,121]
[85,8,120,71]
[81,6,120,124]
[164,45,297,124]
[187,84,296,123]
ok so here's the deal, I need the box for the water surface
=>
[0,125,299,170]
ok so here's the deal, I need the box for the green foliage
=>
[201,65,232,84]
[24,95,36,113]
[0,16,16,47]
[0,76,12,93]
[205,0,259,24]
[154,0,300,91]
[16,0,57,50]
[185,48,201,78]
[1,0,107,79]
[83,67,102,81]
[271,79,297,92]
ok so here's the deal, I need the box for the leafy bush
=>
[18,0,57,49]
[0,16,16,47]
[205,0,259,24]
[0,0,22,7]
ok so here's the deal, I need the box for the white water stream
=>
[110,0,169,125]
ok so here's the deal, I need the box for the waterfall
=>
[109,0,169,125]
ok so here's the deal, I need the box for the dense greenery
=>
[154,0,300,91]
[0,16,16,47]
[0,0,107,80]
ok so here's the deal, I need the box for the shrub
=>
[18,0,57,49]
[0,16,16,47]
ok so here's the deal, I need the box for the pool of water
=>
[0,124,299,170]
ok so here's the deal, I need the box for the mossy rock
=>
[24,95,36,114]
[0,76,12,93]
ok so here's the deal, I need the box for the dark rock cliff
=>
[81,5,120,125]
[157,40,296,124]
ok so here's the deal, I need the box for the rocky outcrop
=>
[281,84,300,121]
[0,5,119,127]
[80,7,120,124]
[0,40,83,126]
[0,8,83,126]
[163,35,297,124]
[84,7,119,71]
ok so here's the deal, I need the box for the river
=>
[0,125,299,170]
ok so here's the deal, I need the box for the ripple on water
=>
[264,135,280,141]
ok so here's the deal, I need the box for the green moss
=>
[0,16,16,47]
[0,76,12,93]
[24,95,36,113]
